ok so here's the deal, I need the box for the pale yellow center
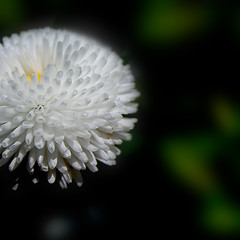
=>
[27,73,42,83]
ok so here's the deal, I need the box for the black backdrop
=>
[0,0,240,239]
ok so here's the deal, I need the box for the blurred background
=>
[1,0,240,239]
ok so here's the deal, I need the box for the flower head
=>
[0,27,139,189]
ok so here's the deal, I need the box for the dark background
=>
[1,0,240,239]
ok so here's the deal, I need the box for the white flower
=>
[0,27,139,189]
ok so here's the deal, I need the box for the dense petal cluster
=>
[0,27,139,189]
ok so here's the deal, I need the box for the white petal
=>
[48,169,56,184]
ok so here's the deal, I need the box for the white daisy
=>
[0,27,139,189]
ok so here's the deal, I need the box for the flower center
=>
[35,104,45,114]
[27,73,42,83]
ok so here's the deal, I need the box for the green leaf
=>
[135,0,216,45]
[0,0,25,29]
[160,133,223,193]
[200,193,240,235]
[212,97,240,136]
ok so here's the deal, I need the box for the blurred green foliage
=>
[161,96,240,235]
[0,0,25,30]
[212,97,240,136]
[200,193,240,236]
[162,133,222,193]
[136,0,217,46]
[232,5,240,39]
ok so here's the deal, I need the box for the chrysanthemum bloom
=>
[0,27,139,189]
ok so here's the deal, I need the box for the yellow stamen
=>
[27,73,42,83]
